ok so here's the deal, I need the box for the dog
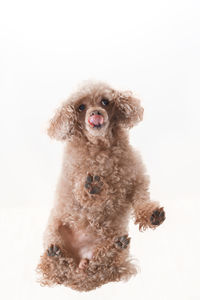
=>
[37,81,165,291]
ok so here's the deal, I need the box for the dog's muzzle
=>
[88,111,104,128]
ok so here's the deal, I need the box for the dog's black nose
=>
[90,110,102,116]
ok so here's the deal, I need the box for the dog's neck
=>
[85,130,113,148]
[69,126,129,153]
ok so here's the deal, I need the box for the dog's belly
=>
[59,225,99,261]
[71,230,96,259]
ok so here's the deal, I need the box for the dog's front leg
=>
[131,172,165,231]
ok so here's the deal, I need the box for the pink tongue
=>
[88,114,104,126]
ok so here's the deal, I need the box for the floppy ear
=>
[47,102,78,141]
[114,90,144,128]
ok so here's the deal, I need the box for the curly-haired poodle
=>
[37,81,165,292]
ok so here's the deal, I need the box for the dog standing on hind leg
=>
[37,81,165,292]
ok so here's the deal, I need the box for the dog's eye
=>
[78,104,85,111]
[101,98,109,106]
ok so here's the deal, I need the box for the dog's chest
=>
[79,150,126,182]
[71,150,134,206]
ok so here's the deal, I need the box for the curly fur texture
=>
[36,81,165,292]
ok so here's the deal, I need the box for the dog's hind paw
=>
[114,235,130,250]
[85,174,103,194]
[47,244,61,257]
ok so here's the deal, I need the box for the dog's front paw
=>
[150,207,165,226]
[47,244,61,257]
[85,174,103,194]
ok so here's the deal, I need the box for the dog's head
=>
[47,82,143,141]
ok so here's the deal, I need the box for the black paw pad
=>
[85,174,103,194]
[150,207,165,226]
[47,244,61,257]
[115,235,130,250]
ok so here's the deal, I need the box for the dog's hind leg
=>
[37,245,76,286]
[37,212,78,286]
[64,235,137,291]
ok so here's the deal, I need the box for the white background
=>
[0,0,200,299]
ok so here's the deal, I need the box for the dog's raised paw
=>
[115,235,130,250]
[47,244,61,257]
[150,207,165,226]
[85,174,103,194]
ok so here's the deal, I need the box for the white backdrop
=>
[0,0,200,299]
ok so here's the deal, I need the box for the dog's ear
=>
[114,90,144,128]
[47,102,78,141]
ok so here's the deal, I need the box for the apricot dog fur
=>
[37,81,165,291]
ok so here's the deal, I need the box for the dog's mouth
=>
[88,114,104,129]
